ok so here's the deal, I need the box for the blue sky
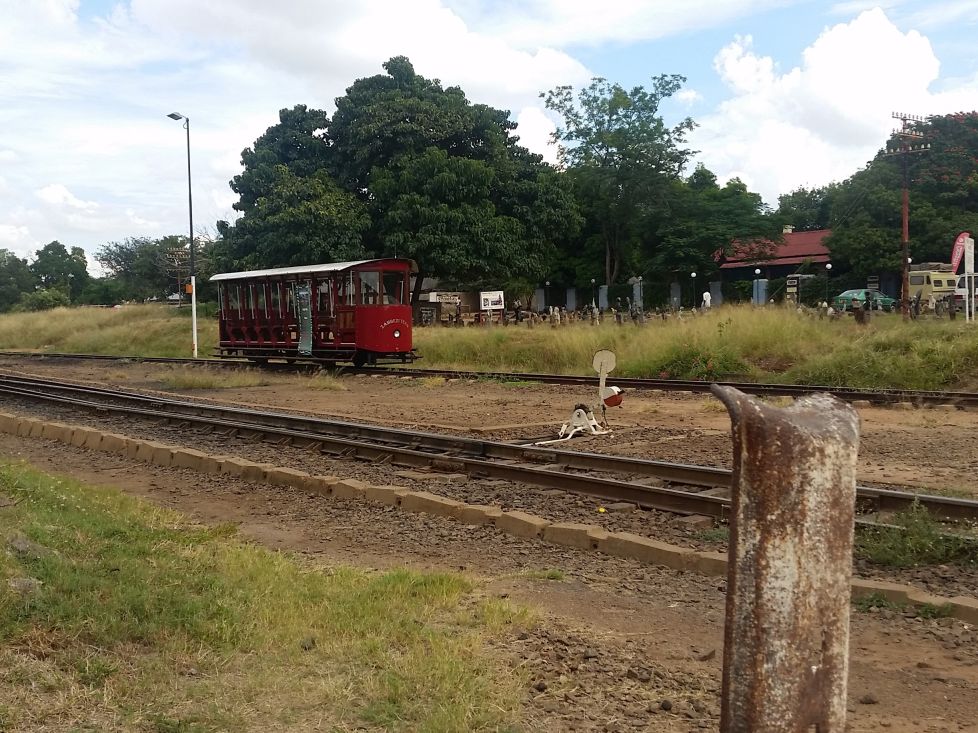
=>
[1,0,976,267]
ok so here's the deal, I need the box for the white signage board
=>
[479,290,505,311]
[966,238,976,324]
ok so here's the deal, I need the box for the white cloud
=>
[692,8,976,204]
[0,224,32,257]
[445,0,799,47]
[0,0,594,260]
[514,107,559,164]
[36,184,99,211]
[2,0,974,264]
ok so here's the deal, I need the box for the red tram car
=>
[210,258,417,366]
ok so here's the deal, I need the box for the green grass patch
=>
[855,500,978,568]
[695,527,730,544]
[852,592,954,619]
[0,462,525,732]
[155,366,271,390]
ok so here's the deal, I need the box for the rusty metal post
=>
[713,386,860,733]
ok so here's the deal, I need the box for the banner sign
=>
[952,231,970,273]
[966,237,975,275]
[479,291,505,310]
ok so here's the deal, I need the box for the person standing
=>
[702,291,712,309]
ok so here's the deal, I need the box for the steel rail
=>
[1,350,976,406]
[2,373,976,523]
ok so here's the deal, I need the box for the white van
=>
[953,275,978,314]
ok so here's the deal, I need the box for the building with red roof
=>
[718,227,831,280]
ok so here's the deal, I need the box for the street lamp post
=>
[167,112,198,358]
[825,263,832,302]
[754,268,761,305]
[591,278,596,308]
[690,272,697,308]
[544,280,550,310]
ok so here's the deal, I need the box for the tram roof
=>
[210,258,417,282]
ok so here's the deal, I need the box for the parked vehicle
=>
[908,266,957,304]
[210,258,418,366]
[953,275,978,316]
[831,289,897,312]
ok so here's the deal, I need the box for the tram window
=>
[248,284,257,313]
[910,275,925,285]
[317,281,332,314]
[285,284,296,318]
[218,283,225,318]
[257,283,266,313]
[339,273,355,306]
[359,271,381,305]
[229,285,241,315]
[934,279,943,287]
[381,272,405,304]
[270,282,281,315]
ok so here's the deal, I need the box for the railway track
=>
[2,372,976,525]
[1,350,976,407]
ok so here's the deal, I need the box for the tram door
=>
[336,271,357,345]
[296,283,313,355]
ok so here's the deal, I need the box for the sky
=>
[2,0,977,269]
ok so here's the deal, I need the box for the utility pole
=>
[885,113,930,321]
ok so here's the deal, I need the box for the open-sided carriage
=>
[210,258,418,366]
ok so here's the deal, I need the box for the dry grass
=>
[4,303,978,390]
[415,305,978,390]
[0,462,527,732]
[0,304,217,358]
[301,372,348,391]
[156,367,270,390]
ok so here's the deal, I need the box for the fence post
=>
[712,386,860,733]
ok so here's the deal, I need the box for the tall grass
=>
[2,303,978,389]
[416,306,978,389]
[0,304,217,358]
[0,462,525,731]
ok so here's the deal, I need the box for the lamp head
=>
[167,112,184,121]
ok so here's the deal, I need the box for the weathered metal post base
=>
[713,386,860,733]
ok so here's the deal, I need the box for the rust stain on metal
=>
[712,386,860,733]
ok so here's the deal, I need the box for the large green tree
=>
[776,185,837,232]
[230,105,332,214]
[220,57,579,302]
[648,166,780,277]
[826,112,978,277]
[215,167,369,271]
[96,235,188,300]
[0,249,35,311]
[30,241,89,301]
[542,76,695,285]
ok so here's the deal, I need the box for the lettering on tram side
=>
[381,318,409,329]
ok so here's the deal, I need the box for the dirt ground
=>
[1,432,976,732]
[4,356,977,497]
[3,357,978,730]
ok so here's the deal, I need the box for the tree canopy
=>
[822,113,978,277]
[542,76,696,285]
[217,56,579,302]
[30,241,89,301]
